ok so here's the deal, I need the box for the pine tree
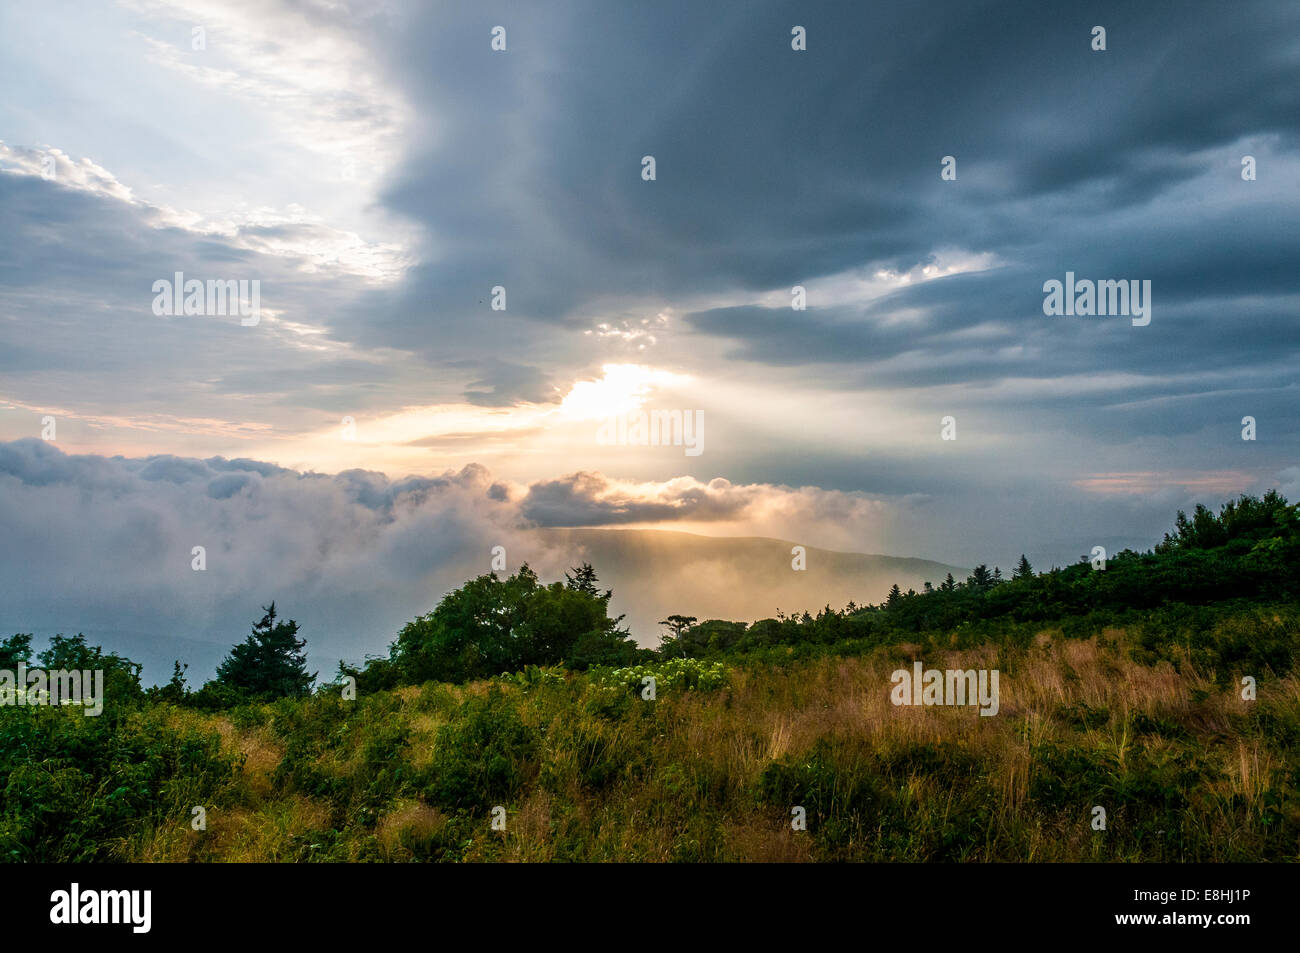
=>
[1013,554,1034,579]
[158,660,189,703]
[886,583,903,607]
[564,562,601,596]
[215,603,315,699]
[941,573,956,592]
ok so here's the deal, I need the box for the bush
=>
[422,687,540,812]
[0,706,240,861]
[589,658,728,695]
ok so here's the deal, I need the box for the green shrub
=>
[421,687,539,812]
[589,658,728,695]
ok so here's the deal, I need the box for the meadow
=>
[3,492,1298,863]
[4,616,1297,862]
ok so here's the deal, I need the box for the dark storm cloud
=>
[288,0,1300,506]
[331,0,1300,535]
[6,0,1296,425]
[348,0,1299,353]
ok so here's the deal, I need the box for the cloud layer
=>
[0,439,917,681]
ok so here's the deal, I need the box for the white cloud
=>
[0,141,410,282]
[120,0,411,186]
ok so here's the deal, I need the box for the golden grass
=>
[376,800,447,859]
[132,627,1296,862]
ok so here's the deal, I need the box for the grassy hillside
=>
[2,492,1298,862]
[4,619,1298,862]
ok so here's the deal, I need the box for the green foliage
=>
[757,738,990,859]
[657,614,698,656]
[4,613,1299,862]
[0,705,240,861]
[590,657,728,695]
[213,603,315,701]
[423,687,539,812]
[647,493,1300,668]
[357,564,635,688]
[500,665,567,691]
[676,619,748,655]
[148,661,190,705]
[0,634,33,669]
[564,562,602,596]
[30,633,145,704]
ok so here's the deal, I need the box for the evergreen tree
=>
[941,573,956,592]
[215,603,315,699]
[564,562,603,596]
[886,583,903,607]
[1014,554,1034,579]
[158,661,189,703]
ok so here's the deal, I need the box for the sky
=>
[1,0,1297,679]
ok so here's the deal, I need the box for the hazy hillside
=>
[542,528,966,646]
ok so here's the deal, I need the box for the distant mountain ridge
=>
[540,528,967,647]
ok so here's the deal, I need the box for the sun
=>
[556,364,686,421]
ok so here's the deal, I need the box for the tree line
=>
[3,491,1296,704]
